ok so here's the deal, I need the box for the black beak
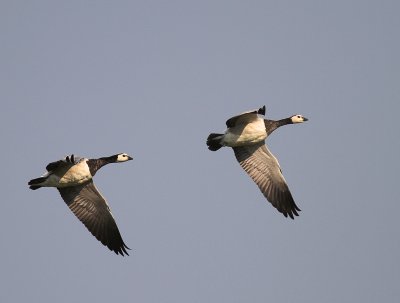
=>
[128,156,133,160]
[303,117,309,122]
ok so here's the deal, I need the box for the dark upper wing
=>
[58,180,130,256]
[233,141,301,219]
[225,105,266,128]
[46,154,83,171]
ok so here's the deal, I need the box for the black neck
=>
[264,117,293,136]
[99,155,118,163]
[87,155,118,176]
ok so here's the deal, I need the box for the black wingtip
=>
[115,243,131,256]
[258,105,266,116]
[285,208,301,220]
[280,204,301,219]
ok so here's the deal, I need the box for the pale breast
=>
[58,160,92,187]
[223,118,267,147]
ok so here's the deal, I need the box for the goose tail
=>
[28,177,47,190]
[207,133,224,151]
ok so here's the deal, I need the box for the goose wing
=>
[233,141,301,219]
[46,154,84,171]
[226,105,266,127]
[58,180,130,256]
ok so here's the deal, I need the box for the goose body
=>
[28,153,133,256]
[221,107,267,147]
[207,106,308,219]
[222,119,267,147]
[31,155,92,188]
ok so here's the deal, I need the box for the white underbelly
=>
[45,174,91,187]
[58,172,92,186]
[42,161,92,187]
[223,119,267,147]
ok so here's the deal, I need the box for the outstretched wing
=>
[58,180,130,256]
[46,154,84,172]
[225,105,266,128]
[233,141,301,219]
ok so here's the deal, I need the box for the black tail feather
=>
[28,177,47,190]
[29,185,42,190]
[207,133,224,151]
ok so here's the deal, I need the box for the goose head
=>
[290,114,308,124]
[115,153,133,162]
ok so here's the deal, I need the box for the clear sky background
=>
[1,1,399,302]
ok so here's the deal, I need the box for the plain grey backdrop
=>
[1,1,399,302]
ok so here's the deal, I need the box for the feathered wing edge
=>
[233,142,301,219]
[58,180,130,256]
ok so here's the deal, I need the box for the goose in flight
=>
[207,106,308,219]
[28,153,133,255]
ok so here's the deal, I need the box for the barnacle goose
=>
[28,153,133,256]
[207,106,308,219]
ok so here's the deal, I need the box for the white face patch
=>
[116,153,133,162]
[290,114,308,124]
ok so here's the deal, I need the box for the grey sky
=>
[1,1,399,302]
